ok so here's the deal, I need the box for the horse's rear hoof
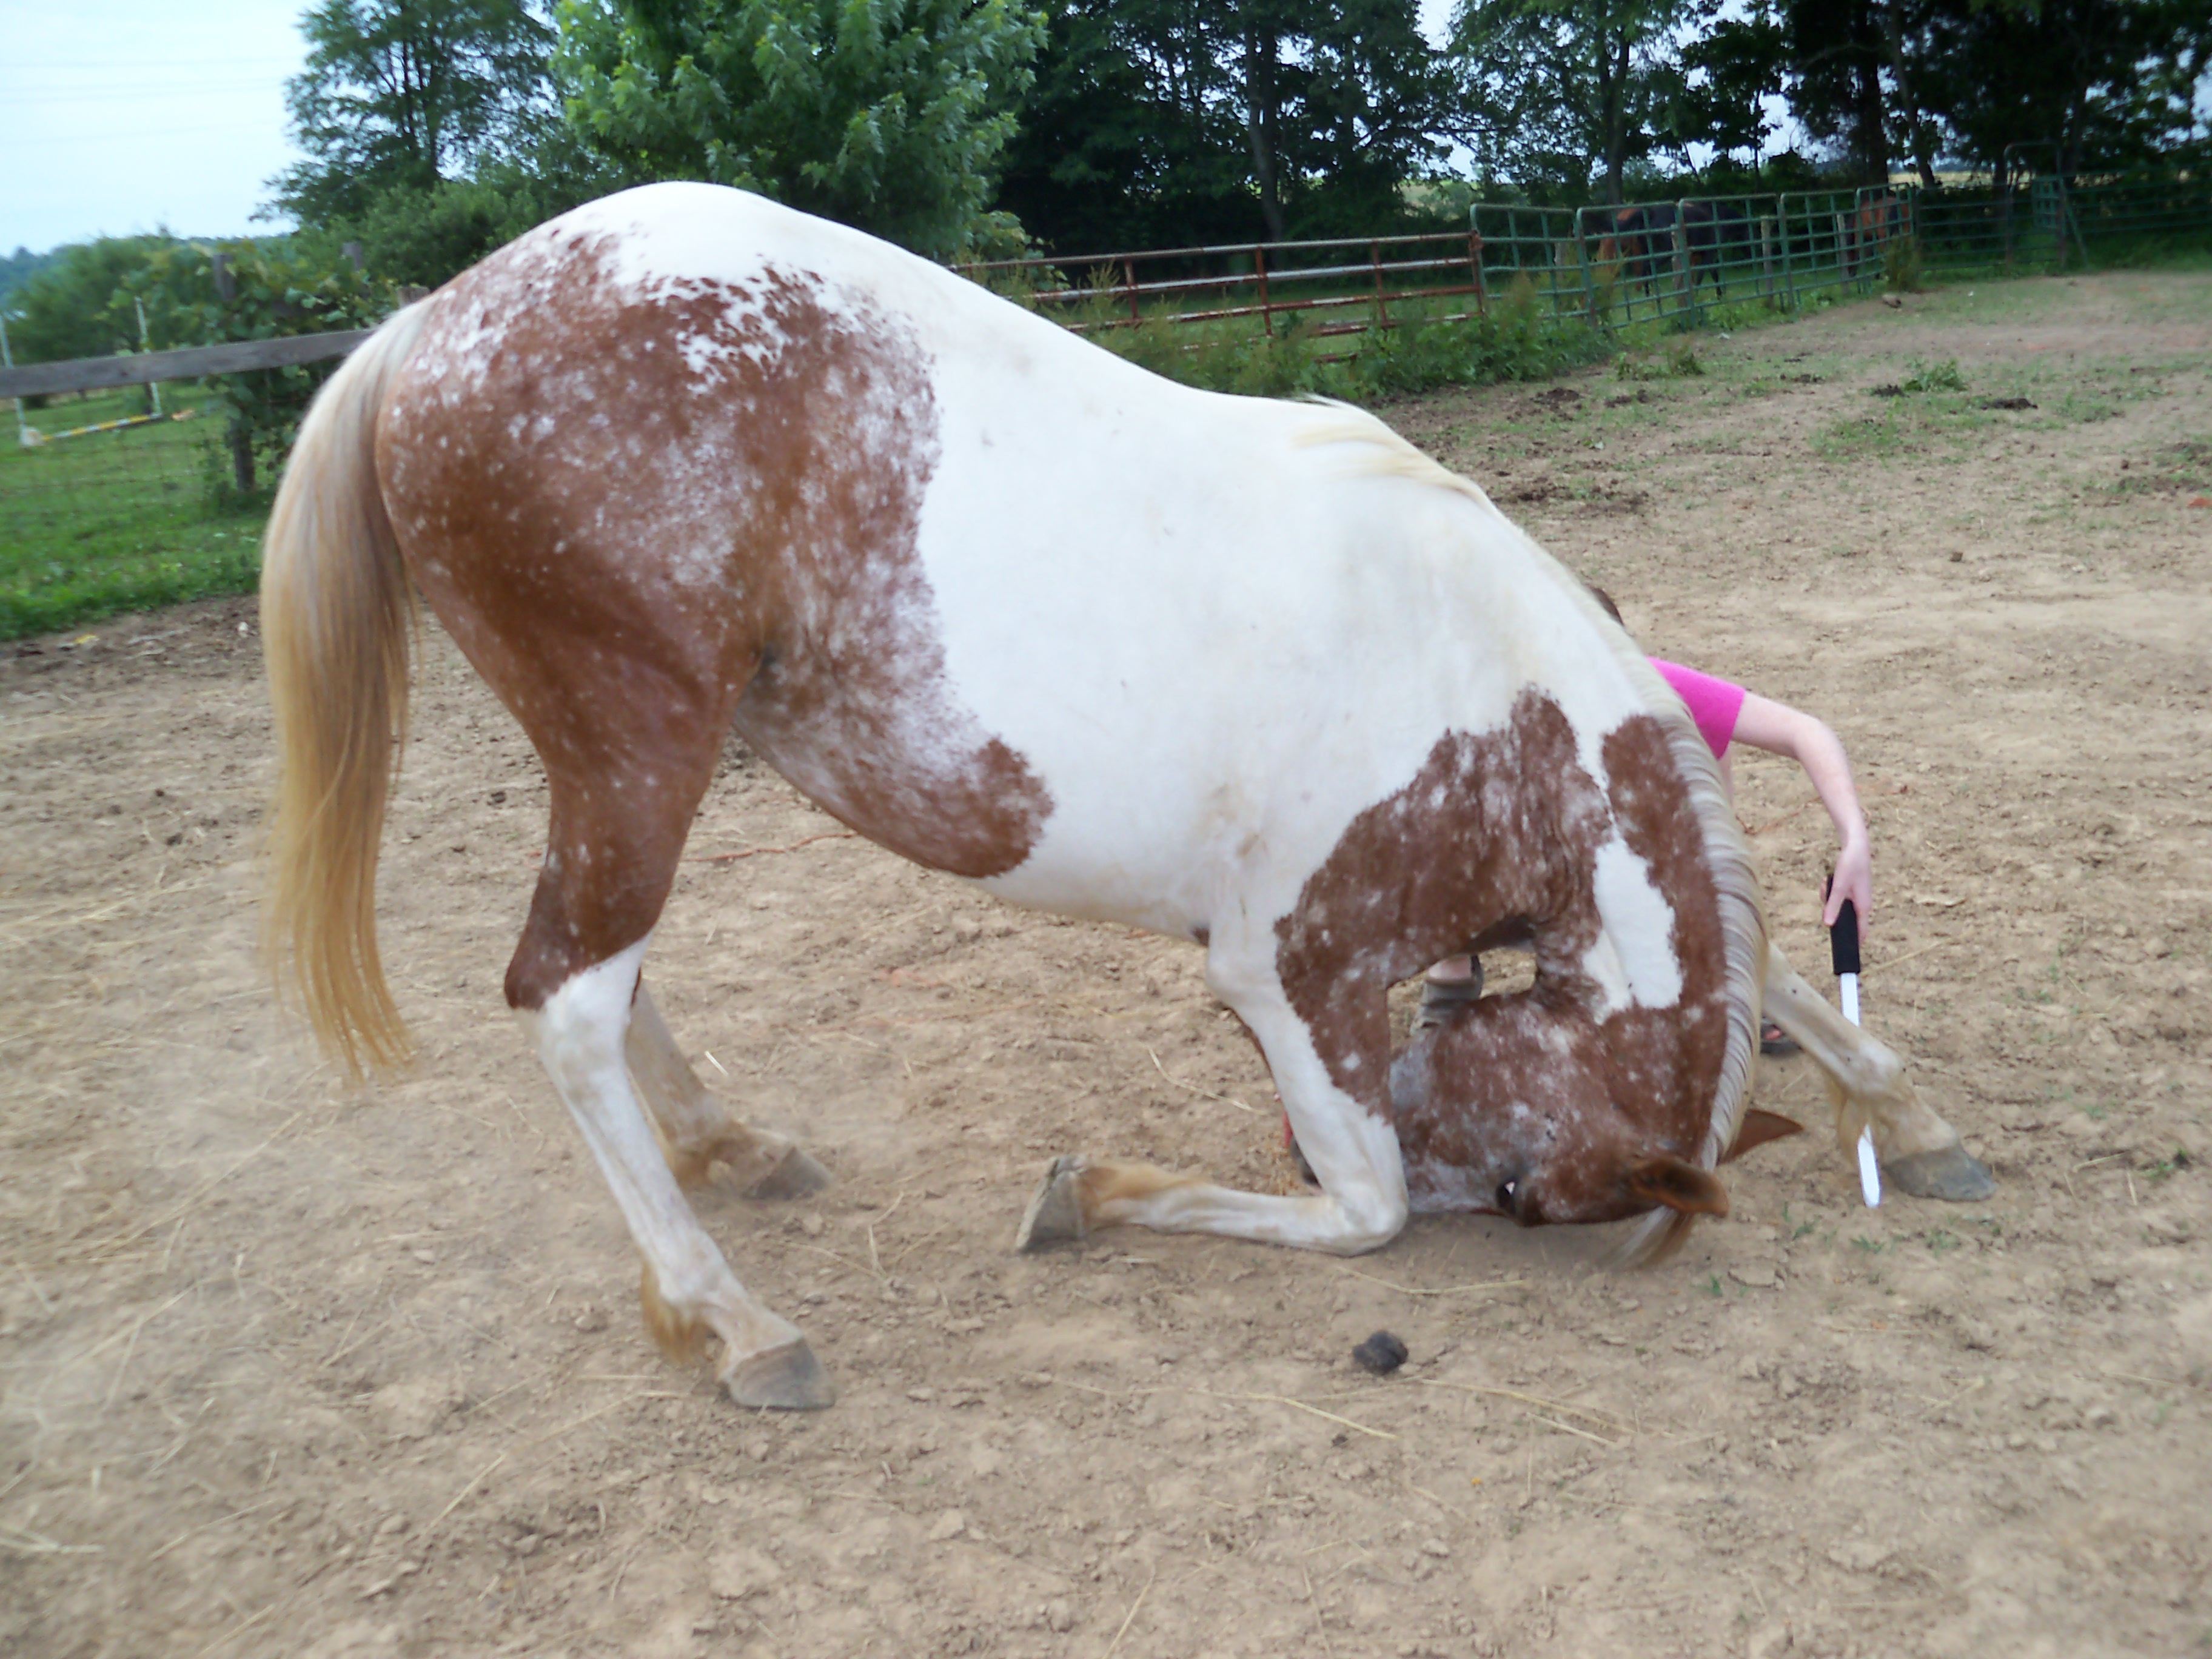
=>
[1886,1144,1996,1202]
[726,1338,835,1410]
[1015,1156,1088,1252]
[745,1147,832,1201]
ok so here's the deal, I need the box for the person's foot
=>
[1412,964,1484,1033]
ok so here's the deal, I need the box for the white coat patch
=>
[1584,834,1685,1014]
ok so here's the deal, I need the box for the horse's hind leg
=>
[1761,940,1994,1201]
[525,939,831,1407]
[505,716,831,1407]
[626,980,830,1198]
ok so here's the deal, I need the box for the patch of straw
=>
[1410,1377,1632,1433]
[1182,1384,1398,1440]
[1144,1045,1258,1113]
[148,1497,287,1564]
[688,831,859,864]
[80,1111,304,1262]
[1102,1561,1157,1659]
[1330,1264,1523,1297]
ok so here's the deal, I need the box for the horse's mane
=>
[1293,400,1768,1267]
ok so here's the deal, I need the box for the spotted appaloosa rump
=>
[263,179,1974,1409]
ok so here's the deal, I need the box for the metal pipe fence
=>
[1475,187,1909,330]
[957,229,1495,356]
[968,158,2207,347]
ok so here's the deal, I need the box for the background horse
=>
[1680,199,1754,298]
[1843,192,1909,279]
[1601,203,1678,298]
[260,183,1957,1410]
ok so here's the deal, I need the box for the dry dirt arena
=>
[5,269,2211,1659]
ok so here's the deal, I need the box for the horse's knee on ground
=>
[1326,1184,1407,1255]
[1828,1065,1948,1155]
[1829,1031,1906,1101]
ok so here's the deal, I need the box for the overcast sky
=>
[1,1,1469,256]
[2,1,313,253]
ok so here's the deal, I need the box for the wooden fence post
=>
[209,251,252,494]
[1672,213,1692,324]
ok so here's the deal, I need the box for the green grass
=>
[1,386,268,638]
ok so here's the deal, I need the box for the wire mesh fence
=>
[1,384,263,636]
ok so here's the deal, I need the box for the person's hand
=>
[1823,838,1871,943]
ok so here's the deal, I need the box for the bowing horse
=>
[262,184,1983,1409]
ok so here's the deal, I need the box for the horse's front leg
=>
[1761,939,1994,1202]
[1017,944,1408,1256]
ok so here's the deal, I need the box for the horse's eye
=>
[1495,1179,1518,1211]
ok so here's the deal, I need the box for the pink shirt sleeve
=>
[1649,659,1746,759]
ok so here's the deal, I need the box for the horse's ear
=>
[1625,1157,1730,1218]
[1720,1108,1805,1165]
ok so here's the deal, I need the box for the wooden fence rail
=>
[0,329,374,401]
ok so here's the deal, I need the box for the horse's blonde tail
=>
[261,301,434,1075]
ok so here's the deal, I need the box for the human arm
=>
[1728,692,1871,943]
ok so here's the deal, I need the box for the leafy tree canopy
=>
[303,121,641,288]
[270,0,558,225]
[0,246,67,307]
[552,0,1046,261]
[1449,0,1695,206]
[1,237,181,364]
[998,0,1452,253]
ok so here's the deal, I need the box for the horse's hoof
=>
[1015,1156,1088,1252]
[726,1338,835,1410]
[744,1147,832,1201]
[1886,1144,1996,1202]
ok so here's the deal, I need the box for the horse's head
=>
[1385,996,1732,1229]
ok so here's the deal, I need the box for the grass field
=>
[0,386,267,639]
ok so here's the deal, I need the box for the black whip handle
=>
[1829,898,1862,978]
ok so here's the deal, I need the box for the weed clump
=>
[1615,341,1706,381]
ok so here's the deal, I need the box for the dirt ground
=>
[4,269,2210,1659]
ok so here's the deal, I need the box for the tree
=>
[1908,0,2212,176]
[552,0,1046,261]
[997,0,1452,252]
[1777,0,2212,189]
[125,241,392,494]
[314,121,640,287]
[0,246,65,307]
[0,238,176,367]
[270,0,558,225]
[1778,0,1893,183]
[993,0,1252,253]
[1255,0,1455,238]
[1666,0,1788,174]
[1450,0,1694,204]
